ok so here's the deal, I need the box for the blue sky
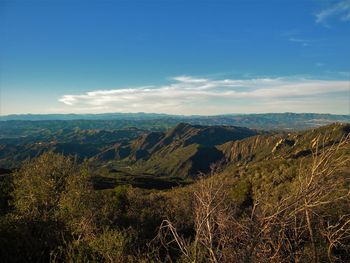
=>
[0,0,349,115]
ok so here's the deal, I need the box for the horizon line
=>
[1,111,349,118]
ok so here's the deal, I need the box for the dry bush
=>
[251,133,350,262]
[157,134,350,263]
[157,168,237,263]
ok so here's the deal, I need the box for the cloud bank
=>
[58,76,349,115]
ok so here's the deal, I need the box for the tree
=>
[13,151,78,221]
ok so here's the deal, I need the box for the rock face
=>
[218,135,283,163]
[218,123,350,165]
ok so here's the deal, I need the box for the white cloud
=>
[316,0,350,24]
[58,76,349,115]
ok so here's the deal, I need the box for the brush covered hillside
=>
[220,123,350,164]
[0,122,349,262]
[93,123,258,178]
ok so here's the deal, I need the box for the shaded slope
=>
[94,123,258,177]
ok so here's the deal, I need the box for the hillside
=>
[0,128,146,168]
[1,122,349,262]
[219,122,350,164]
[93,123,258,178]
[90,123,350,190]
[1,121,349,181]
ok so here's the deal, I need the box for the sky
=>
[0,0,349,115]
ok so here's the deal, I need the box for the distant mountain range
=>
[1,112,349,130]
[0,112,175,121]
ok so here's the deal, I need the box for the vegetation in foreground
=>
[0,123,349,262]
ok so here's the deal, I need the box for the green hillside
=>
[92,123,257,179]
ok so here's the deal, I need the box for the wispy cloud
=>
[288,37,311,47]
[58,76,349,115]
[316,0,350,25]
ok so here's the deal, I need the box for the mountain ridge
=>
[92,123,258,177]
